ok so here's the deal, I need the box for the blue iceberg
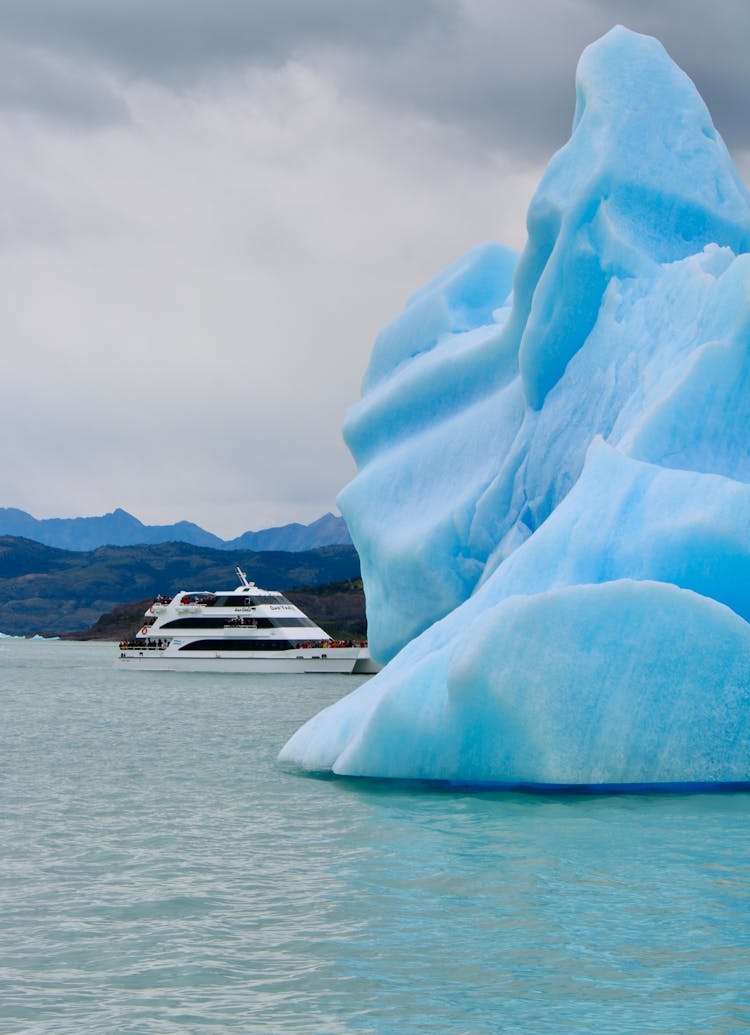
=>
[280,26,750,787]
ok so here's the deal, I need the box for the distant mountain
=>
[0,535,360,636]
[230,513,351,552]
[0,508,351,553]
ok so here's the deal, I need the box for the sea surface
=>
[1,639,749,1034]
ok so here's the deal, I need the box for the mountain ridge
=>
[0,508,351,552]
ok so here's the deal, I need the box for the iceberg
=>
[280,26,750,787]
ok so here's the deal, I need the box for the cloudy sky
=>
[0,1,748,537]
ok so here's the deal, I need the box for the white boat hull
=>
[352,652,380,674]
[115,646,363,674]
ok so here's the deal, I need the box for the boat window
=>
[178,638,299,651]
[161,615,319,630]
[247,594,293,607]
[161,617,230,629]
[224,616,317,629]
[206,594,294,608]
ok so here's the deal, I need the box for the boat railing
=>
[292,639,368,649]
[119,640,167,652]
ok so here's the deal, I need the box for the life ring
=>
[140,626,148,635]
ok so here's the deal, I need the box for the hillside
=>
[0,537,360,636]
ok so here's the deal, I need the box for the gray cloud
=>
[0,1,747,155]
[0,65,535,534]
[0,41,130,127]
[0,2,747,533]
[336,0,750,161]
[0,0,453,130]
[0,1,451,80]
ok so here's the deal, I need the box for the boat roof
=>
[174,585,280,597]
[170,569,283,598]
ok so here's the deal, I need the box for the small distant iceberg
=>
[280,27,750,788]
[0,632,62,641]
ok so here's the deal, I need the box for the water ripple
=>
[0,641,749,1033]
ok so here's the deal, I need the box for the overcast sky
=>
[0,1,748,537]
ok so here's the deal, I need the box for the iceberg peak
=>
[512,24,750,409]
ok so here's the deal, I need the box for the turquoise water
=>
[1,640,749,1034]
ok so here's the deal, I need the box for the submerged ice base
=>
[280,26,750,787]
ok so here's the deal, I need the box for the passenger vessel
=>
[116,568,376,674]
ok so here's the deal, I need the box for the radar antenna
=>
[235,566,253,588]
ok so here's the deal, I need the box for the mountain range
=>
[0,508,351,553]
